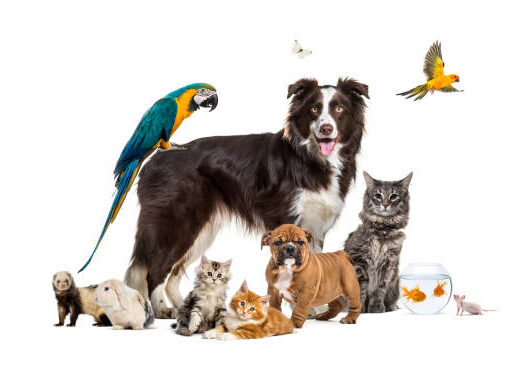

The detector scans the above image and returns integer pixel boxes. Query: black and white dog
[124,78,369,316]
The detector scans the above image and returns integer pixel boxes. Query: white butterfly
[292,40,312,59]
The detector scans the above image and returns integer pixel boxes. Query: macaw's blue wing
[78,98,178,272]
[113,98,178,180]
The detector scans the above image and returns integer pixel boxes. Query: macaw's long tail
[78,159,141,272]
[397,83,430,101]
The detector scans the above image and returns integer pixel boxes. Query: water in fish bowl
[399,263,452,315]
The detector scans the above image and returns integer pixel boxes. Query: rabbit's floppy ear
[114,282,132,309]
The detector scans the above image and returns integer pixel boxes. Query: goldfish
[401,285,427,303]
[397,41,462,101]
[433,280,447,297]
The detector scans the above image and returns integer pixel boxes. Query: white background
[1,0,521,364]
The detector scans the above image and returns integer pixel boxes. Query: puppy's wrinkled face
[286,78,369,159]
[262,224,313,268]
[53,271,73,292]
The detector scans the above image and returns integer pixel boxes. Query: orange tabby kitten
[203,280,294,340]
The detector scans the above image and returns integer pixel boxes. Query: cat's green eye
[217,274,222,278]
[207,272,212,276]
[374,193,383,200]
[390,193,399,200]
[240,302,245,307]
[249,307,255,312]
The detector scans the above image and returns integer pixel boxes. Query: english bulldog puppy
[263,224,361,328]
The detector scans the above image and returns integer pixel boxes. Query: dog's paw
[53,323,64,327]
[113,325,125,330]
[218,333,237,341]
[315,312,333,321]
[340,317,356,324]
[66,323,76,327]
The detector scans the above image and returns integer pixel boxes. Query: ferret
[52,271,111,327]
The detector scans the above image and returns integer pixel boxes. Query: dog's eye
[104,287,109,291]
[207,272,212,276]
[275,240,283,246]
[249,307,255,312]
[217,274,222,278]
[335,105,344,113]
[297,240,305,245]
[240,302,245,307]
[374,193,383,200]
[390,193,399,200]
[311,106,318,113]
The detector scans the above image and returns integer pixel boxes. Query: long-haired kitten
[344,171,412,313]
[173,256,231,336]
[203,280,294,340]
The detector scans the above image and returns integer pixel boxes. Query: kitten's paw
[176,327,193,337]
[218,333,237,341]
[188,313,202,333]
[203,329,219,339]
[368,304,385,313]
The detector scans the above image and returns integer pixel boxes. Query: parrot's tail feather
[78,159,141,272]
[397,83,429,100]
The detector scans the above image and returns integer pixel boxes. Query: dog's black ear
[261,230,272,249]
[303,229,314,244]
[287,78,318,99]
[337,77,369,99]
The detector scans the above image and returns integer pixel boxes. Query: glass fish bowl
[399,263,452,315]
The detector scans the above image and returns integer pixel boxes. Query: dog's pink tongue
[319,140,335,156]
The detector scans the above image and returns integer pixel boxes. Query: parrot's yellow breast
[170,89,197,137]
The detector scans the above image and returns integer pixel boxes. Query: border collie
[125,78,369,316]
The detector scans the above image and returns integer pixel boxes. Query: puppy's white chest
[275,266,294,303]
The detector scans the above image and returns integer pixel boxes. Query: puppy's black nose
[319,123,333,136]
[284,246,296,255]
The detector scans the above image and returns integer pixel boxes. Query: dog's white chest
[292,153,344,245]
[275,266,294,303]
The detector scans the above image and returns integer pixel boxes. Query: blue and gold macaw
[79,83,218,272]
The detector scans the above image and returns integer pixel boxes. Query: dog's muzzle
[277,243,301,266]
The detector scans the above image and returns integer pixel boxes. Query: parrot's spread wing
[113,98,178,179]
[439,86,462,93]
[423,41,445,81]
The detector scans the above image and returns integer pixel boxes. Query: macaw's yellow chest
[170,89,197,137]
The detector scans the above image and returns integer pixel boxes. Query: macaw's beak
[196,92,218,111]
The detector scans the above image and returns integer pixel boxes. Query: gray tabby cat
[344,171,412,313]
[173,256,232,336]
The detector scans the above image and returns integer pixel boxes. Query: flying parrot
[397,41,462,101]
[78,83,218,272]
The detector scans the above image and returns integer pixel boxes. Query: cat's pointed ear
[260,295,270,307]
[239,280,249,293]
[223,259,232,271]
[303,229,314,244]
[363,171,375,189]
[400,172,413,189]
[200,255,209,268]
[261,230,272,249]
